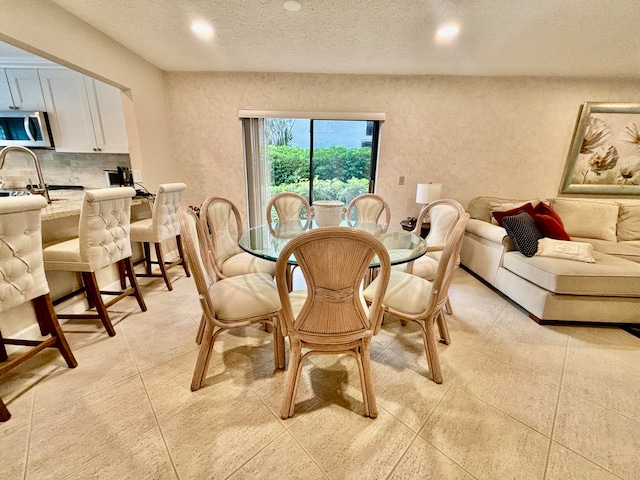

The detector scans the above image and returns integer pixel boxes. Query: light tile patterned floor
[1,268,639,479]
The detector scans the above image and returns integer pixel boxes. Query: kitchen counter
[42,190,151,220]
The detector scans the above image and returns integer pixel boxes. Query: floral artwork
[561,102,640,195]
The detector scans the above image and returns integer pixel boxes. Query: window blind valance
[238,110,385,121]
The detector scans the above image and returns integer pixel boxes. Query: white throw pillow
[551,198,618,242]
[535,238,595,263]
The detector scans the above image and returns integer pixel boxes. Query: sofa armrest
[466,218,513,248]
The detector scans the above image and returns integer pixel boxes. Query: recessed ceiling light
[436,25,459,39]
[283,1,302,12]
[191,22,214,39]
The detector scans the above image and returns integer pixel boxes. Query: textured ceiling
[13,1,640,77]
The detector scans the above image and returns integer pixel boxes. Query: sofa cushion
[572,237,640,262]
[502,250,640,296]
[502,212,544,257]
[551,198,619,242]
[467,196,539,223]
[618,204,640,241]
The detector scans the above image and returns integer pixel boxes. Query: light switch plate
[398,176,405,185]
[132,170,143,183]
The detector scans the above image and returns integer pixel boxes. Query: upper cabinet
[39,69,129,154]
[0,68,46,111]
[85,77,129,154]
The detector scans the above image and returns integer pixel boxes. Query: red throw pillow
[534,202,565,228]
[492,203,535,227]
[534,214,571,241]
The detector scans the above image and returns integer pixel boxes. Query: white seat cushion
[208,273,280,322]
[129,218,157,243]
[220,252,276,277]
[43,238,93,272]
[502,250,640,296]
[363,270,432,315]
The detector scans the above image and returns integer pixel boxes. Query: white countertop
[41,191,151,220]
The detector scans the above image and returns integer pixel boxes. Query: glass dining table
[238,220,427,267]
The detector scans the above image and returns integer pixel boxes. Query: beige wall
[0,0,177,191]
[165,72,640,225]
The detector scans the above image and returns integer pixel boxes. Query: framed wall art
[560,102,640,195]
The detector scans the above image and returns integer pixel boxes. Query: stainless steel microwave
[0,110,55,148]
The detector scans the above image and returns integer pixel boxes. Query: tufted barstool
[42,187,146,337]
[0,196,77,422]
[127,183,190,291]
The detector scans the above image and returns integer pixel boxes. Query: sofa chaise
[460,196,640,324]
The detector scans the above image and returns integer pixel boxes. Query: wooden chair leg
[436,309,451,345]
[0,329,9,362]
[143,242,153,275]
[280,340,302,419]
[0,398,10,422]
[195,314,205,344]
[118,257,127,289]
[176,235,190,277]
[123,258,147,312]
[82,271,116,336]
[32,295,77,368]
[191,321,223,391]
[360,339,377,418]
[272,318,286,370]
[445,296,453,315]
[154,242,172,291]
[422,320,443,384]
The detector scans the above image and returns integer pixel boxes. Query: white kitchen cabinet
[0,68,46,111]
[84,77,129,154]
[39,69,128,153]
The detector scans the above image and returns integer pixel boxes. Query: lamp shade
[416,183,443,204]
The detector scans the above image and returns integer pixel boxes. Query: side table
[400,218,430,238]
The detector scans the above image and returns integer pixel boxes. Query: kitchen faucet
[0,145,51,203]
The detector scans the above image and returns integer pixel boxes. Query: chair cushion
[129,218,157,243]
[502,250,640,296]
[363,270,432,315]
[220,252,276,277]
[208,273,280,322]
[43,237,94,272]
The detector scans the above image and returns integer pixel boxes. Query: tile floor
[1,268,640,479]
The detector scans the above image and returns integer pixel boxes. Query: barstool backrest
[0,196,49,312]
[151,183,187,241]
[78,187,136,270]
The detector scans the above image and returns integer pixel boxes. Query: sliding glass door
[244,116,380,226]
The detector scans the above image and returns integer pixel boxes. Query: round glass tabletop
[238,220,427,266]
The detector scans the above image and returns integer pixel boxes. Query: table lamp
[416,182,443,205]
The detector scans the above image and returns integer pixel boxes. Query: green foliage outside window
[269,145,371,185]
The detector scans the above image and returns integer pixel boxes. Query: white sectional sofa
[460,196,640,324]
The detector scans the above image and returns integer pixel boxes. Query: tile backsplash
[0,150,131,189]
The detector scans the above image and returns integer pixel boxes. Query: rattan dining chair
[275,227,391,419]
[178,206,285,391]
[345,193,391,231]
[196,196,277,343]
[267,192,312,292]
[400,199,466,316]
[266,192,311,224]
[363,212,469,384]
